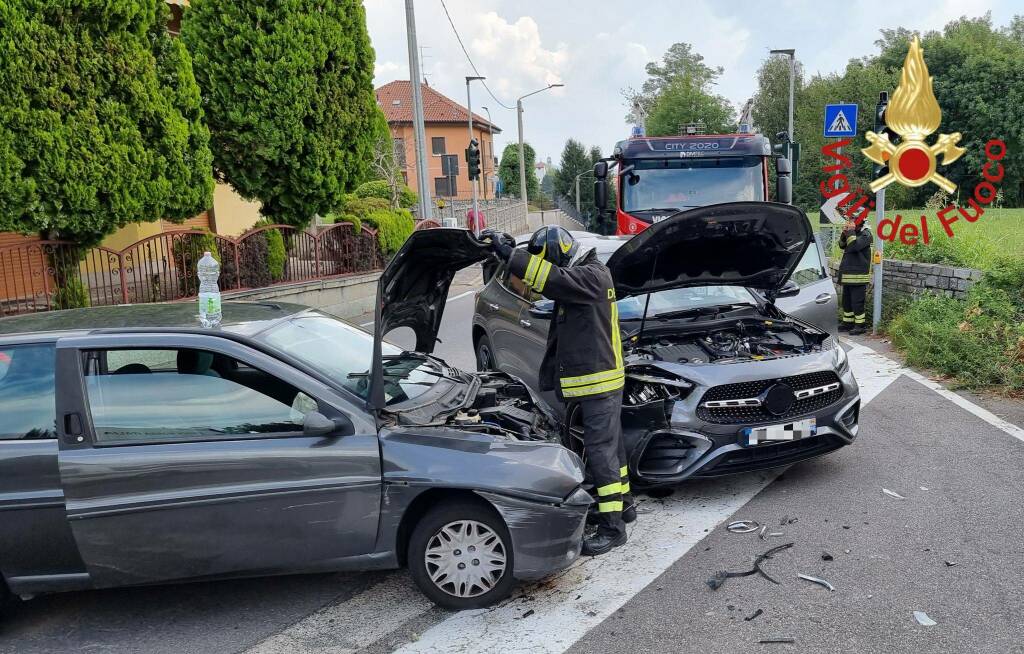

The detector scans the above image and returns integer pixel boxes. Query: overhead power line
[438,0,515,110]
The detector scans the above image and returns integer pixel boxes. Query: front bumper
[477,490,589,581]
[626,367,860,488]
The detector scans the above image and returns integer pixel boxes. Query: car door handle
[519,319,532,328]
[63,413,85,443]
[487,303,500,311]
[814,293,832,304]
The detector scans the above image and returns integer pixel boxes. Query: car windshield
[621,156,764,212]
[616,286,757,320]
[259,313,439,405]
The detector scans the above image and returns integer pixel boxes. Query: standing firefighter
[838,218,873,335]
[481,226,634,556]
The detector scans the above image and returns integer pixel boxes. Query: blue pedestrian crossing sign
[823,103,858,137]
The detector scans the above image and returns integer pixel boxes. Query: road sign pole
[872,188,885,334]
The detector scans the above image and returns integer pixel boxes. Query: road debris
[520,609,535,619]
[759,525,769,541]
[727,520,760,534]
[944,560,958,567]
[759,638,796,644]
[821,552,834,561]
[882,488,906,499]
[744,609,764,622]
[706,542,794,590]
[913,611,937,626]
[768,532,785,538]
[797,573,835,592]
[780,515,788,525]
[920,486,929,491]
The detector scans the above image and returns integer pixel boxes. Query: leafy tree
[752,55,805,142]
[0,0,213,247]
[554,139,591,201]
[646,78,734,136]
[182,0,384,227]
[498,142,538,200]
[624,42,724,125]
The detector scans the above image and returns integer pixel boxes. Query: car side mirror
[528,299,555,318]
[777,279,800,298]
[303,410,352,437]
[593,161,609,214]
[776,157,792,204]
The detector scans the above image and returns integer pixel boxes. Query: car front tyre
[408,500,515,609]
[475,333,495,372]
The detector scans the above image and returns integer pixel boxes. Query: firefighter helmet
[526,226,580,268]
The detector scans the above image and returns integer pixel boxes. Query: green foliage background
[182,0,383,227]
[498,142,538,200]
[362,208,414,256]
[0,0,213,246]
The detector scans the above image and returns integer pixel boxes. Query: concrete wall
[223,272,381,320]
[829,259,983,300]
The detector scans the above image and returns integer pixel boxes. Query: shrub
[362,208,414,255]
[171,230,220,296]
[340,194,390,219]
[52,277,89,310]
[254,219,286,282]
[399,186,417,209]
[353,180,417,209]
[323,213,362,231]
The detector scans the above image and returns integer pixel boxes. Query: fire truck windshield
[621,155,764,212]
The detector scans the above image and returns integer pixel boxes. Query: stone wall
[828,259,983,300]
[224,271,381,320]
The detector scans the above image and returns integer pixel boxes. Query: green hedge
[362,208,414,255]
[341,194,390,219]
[354,180,417,208]
[254,219,286,281]
[323,213,362,231]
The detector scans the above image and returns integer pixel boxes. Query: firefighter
[480,226,634,556]
[837,217,873,335]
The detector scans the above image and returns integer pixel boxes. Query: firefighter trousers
[578,393,629,538]
[841,284,867,326]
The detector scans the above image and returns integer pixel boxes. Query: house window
[434,176,457,197]
[441,154,459,177]
[392,138,406,168]
[431,137,446,155]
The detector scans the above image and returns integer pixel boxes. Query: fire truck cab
[595,132,792,235]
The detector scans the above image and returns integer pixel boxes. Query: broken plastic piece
[913,611,937,626]
[744,608,764,622]
[944,561,957,567]
[797,573,835,592]
[882,488,905,499]
[768,532,784,538]
[821,552,834,561]
[760,638,796,644]
[759,525,768,541]
[727,520,760,534]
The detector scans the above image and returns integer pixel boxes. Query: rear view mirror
[777,279,800,298]
[593,161,609,213]
[528,299,555,318]
[303,410,352,437]
[776,157,792,204]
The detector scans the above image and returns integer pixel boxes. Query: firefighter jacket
[507,248,623,400]
[838,226,873,285]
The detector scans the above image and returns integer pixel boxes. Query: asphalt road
[1,271,1022,654]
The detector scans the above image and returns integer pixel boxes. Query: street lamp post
[769,48,796,142]
[516,83,564,209]
[481,106,492,200]
[465,76,485,233]
[404,0,432,220]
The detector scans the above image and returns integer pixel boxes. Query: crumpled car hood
[606,201,812,298]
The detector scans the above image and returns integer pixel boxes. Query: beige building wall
[392,123,497,202]
[212,183,263,236]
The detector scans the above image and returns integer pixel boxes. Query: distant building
[376,81,501,201]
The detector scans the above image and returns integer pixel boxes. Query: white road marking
[395,341,910,654]
[359,290,476,327]
[244,573,431,654]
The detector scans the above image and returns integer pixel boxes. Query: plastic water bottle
[197,251,222,328]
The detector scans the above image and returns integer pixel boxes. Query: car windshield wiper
[649,303,756,321]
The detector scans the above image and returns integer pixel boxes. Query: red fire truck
[594,132,793,235]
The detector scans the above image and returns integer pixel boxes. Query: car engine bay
[628,318,829,365]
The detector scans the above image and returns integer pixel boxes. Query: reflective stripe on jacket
[838,227,873,285]
[508,249,623,400]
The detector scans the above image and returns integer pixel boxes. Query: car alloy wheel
[424,519,507,599]
[475,335,495,371]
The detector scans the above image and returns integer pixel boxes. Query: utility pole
[404,0,432,221]
[481,106,492,200]
[516,83,564,209]
[466,76,484,233]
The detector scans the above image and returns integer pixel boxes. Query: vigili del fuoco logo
[820,36,1008,246]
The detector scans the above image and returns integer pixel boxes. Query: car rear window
[0,343,57,440]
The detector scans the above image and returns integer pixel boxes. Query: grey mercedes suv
[472,202,861,488]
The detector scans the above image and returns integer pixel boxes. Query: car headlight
[835,343,849,372]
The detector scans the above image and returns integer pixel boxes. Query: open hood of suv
[371,228,488,408]
[606,202,812,298]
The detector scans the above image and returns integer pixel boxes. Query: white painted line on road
[359,290,476,327]
[844,339,1024,444]
[392,341,908,654]
[244,573,432,654]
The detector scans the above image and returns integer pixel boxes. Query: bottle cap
[203,251,211,257]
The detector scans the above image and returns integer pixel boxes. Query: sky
[365,0,1019,166]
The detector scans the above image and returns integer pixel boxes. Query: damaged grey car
[0,272,588,612]
[473,202,861,488]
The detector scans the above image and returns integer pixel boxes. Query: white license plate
[742,417,816,446]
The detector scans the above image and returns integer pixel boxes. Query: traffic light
[466,138,481,181]
[872,91,892,177]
